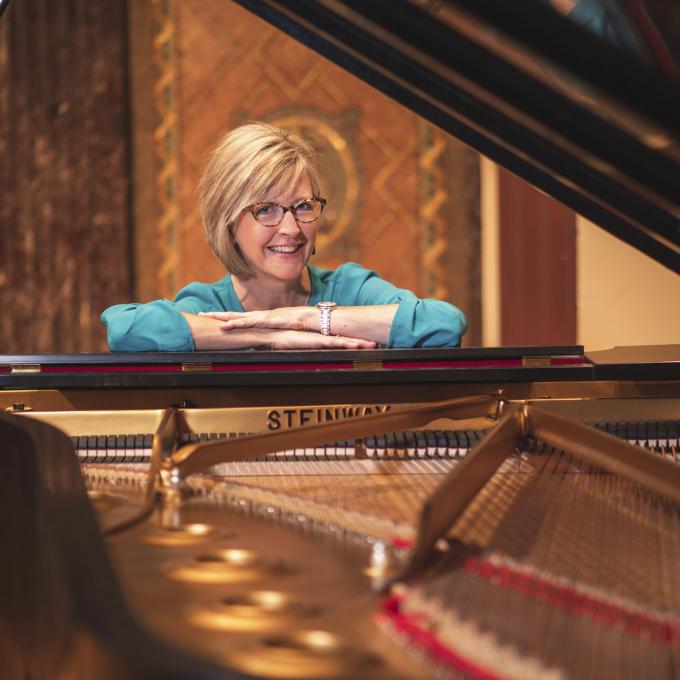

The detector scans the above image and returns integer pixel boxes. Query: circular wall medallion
[268,112,360,253]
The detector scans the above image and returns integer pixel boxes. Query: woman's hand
[200,304,398,346]
[266,330,376,350]
[199,308,311,331]
[183,313,375,350]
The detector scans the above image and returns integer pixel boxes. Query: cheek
[303,224,317,242]
[230,217,260,253]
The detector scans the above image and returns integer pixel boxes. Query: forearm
[301,305,398,345]
[184,312,377,350]
[183,313,273,349]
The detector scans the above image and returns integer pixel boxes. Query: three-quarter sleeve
[101,278,234,352]
[101,300,195,352]
[326,263,467,348]
[387,295,467,348]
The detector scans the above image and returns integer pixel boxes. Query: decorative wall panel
[135,0,481,344]
[0,0,130,353]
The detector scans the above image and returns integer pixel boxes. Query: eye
[253,203,279,218]
[294,200,314,214]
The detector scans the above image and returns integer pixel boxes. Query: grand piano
[2,2,680,679]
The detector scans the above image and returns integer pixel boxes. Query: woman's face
[231,176,317,283]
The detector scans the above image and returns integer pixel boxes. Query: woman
[102,123,467,351]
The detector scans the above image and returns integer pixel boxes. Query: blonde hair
[199,122,322,279]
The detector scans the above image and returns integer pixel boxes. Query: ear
[228,221,238,243]
[227,221,242,254]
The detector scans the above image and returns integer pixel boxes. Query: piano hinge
[181,363,213,372]
[522,356,552,367]
[5,402,32,413]
[10,364,42,374]
[352,360,383,370]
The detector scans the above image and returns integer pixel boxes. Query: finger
[219,319,258,330]
[198,311,244,320]
[330,336,377,349]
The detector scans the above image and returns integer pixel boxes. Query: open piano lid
[233,0,680,274]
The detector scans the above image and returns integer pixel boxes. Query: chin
[263,262,307,281]
[273,254,309,269]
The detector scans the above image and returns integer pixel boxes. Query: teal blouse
[101,262,467,351]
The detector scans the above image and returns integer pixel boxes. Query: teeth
[269,245,300,253]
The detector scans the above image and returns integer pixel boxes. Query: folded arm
[183,313,376,350]
[200,294,467,348]
[200,305,398,346]
[102,300,375,351]
[101,264,467,351]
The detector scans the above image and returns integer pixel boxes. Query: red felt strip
[40,364,183,373]
[384,357,585,369]
[377,596,506,680]
[463,556,680,648]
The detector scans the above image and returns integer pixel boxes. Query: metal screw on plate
[5,402,31,412]
[174,399,194,408]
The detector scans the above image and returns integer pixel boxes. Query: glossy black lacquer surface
[0,346,593,389]
[234,0,680,273]
[0,413,243,679]
[2,345,679,389]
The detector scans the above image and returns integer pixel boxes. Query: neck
[233,268,311,311]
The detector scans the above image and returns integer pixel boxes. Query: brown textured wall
[0,1,131,353]
[499,167,576,345]
[130,0,481,345]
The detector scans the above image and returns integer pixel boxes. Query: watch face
[317,301,336,310]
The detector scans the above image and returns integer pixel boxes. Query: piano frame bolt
[159,462,184,496]
[6,402,31,412]
[493,389,507,418]
[520,404,531,439]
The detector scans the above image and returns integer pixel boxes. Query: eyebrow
[256,196,315,206]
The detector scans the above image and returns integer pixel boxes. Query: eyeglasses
[244,197,326,227]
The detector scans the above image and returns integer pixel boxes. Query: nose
[276,209,303,235]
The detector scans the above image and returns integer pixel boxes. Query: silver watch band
[319,307,332,335]
[317,302,336,336]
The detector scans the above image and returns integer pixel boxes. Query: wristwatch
[316,301,337,336]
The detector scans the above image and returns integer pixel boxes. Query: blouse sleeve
[100,281,227,352]
[332,263,468,348]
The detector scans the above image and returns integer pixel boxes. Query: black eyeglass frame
[244,197,327,227]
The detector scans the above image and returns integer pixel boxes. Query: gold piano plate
[224,629,383,679]
[181,363,213,372]
[9,363,42,374]
[521,355,552,367]
[164,549,295,585]
[187,590,321,633]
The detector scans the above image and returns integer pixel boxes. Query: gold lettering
[267,410,281,430]
[265,404,392,429]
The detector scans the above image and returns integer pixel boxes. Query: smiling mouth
[267,244,304,254]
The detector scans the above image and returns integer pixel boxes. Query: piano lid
[233,0,680,274]
[0,346,593,389]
